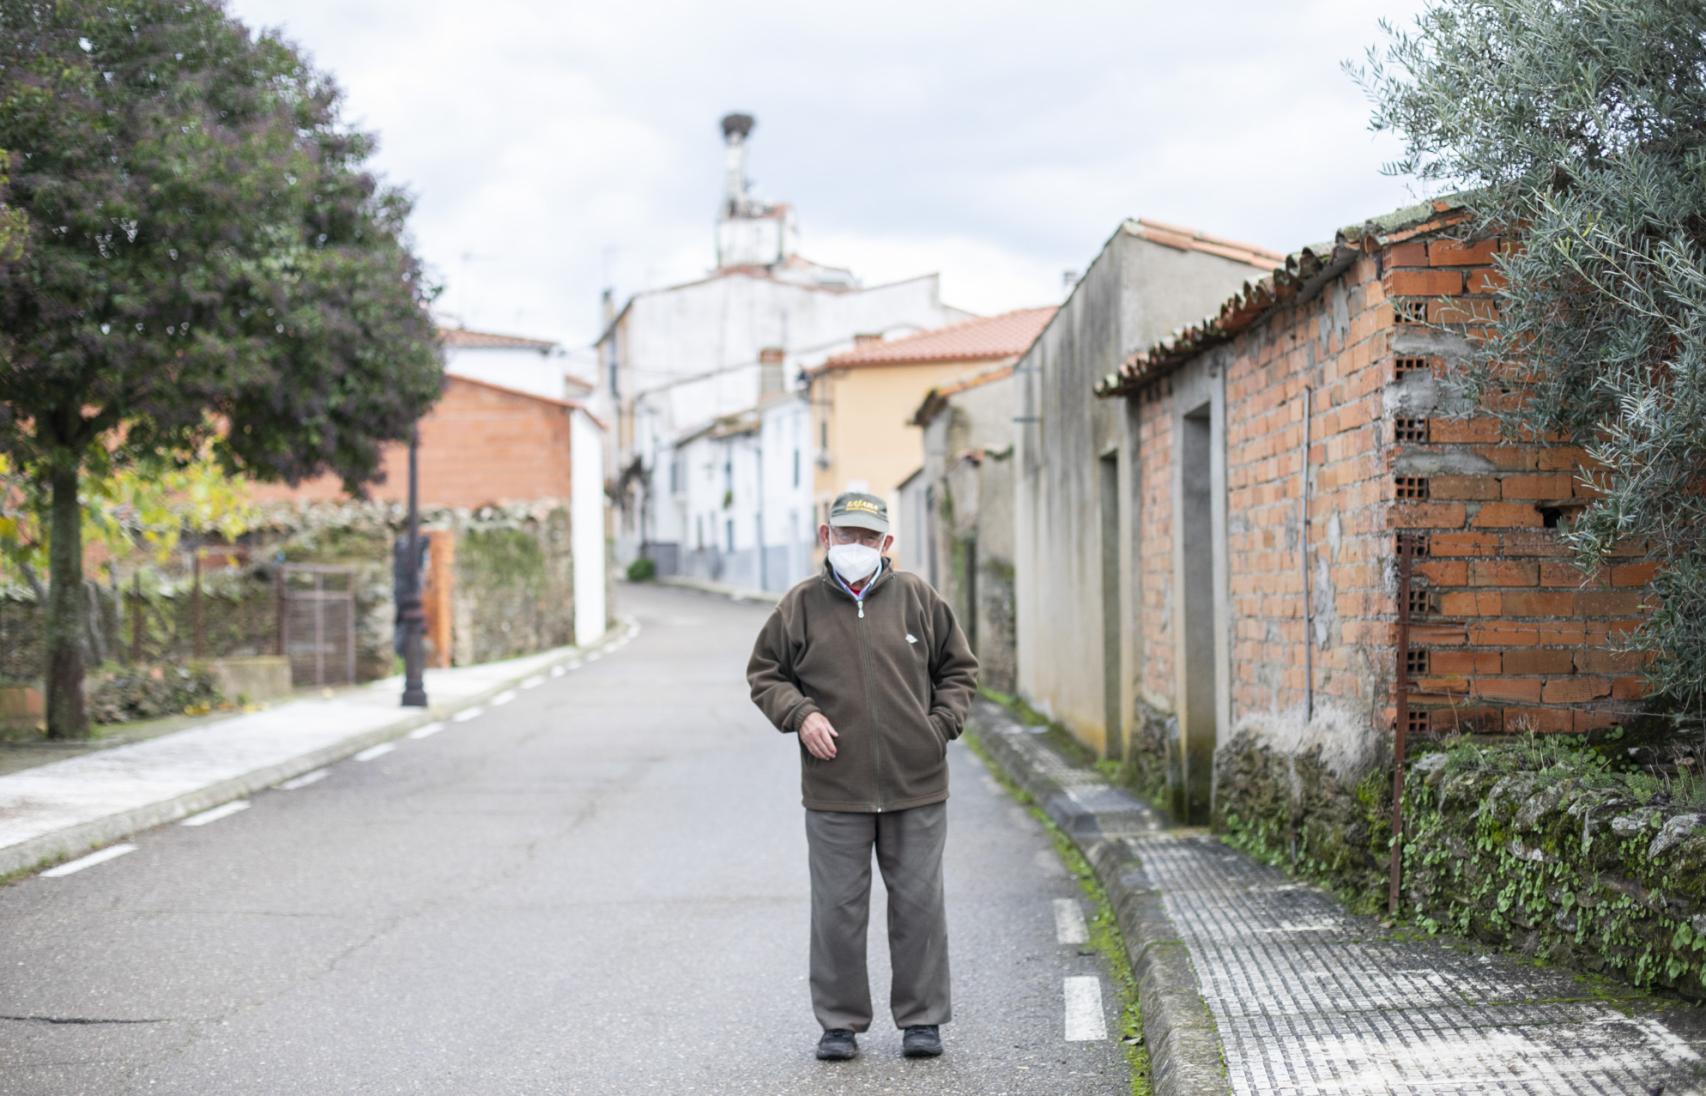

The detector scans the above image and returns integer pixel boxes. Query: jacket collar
[820,556,892,601]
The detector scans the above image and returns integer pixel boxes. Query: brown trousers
[804,802,951,1032]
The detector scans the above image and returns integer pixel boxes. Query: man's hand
[799,712,839,760]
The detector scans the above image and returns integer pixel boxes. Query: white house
[595,113,971,591]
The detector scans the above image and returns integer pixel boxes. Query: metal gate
[280,564,357,687]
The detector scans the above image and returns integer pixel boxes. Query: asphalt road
[0,583,1129,1095]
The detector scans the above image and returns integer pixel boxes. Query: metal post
[1389,531,1415,917]
[1300,387,1313,722]
[131,572,143,664]
[191,549,204,661]
[401,426,428,707]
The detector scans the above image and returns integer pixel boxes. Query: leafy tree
[0,149,23,261]
[1356,0,1706,729]
[0,0,443,737]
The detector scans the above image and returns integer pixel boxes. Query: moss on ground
[963,730,1153,1096]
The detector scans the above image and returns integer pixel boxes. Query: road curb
[967,700,1231,1096]
[0,618,637,884]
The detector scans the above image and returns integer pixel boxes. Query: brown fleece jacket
[747,560,979,812]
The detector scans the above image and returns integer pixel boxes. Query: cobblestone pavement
[1132,832,1706,1095]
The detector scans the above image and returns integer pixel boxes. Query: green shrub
[86,664,223,725]
[626,557,657,582]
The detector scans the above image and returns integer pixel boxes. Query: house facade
[906,364,1023,692]
[595,115,971,592]
[1012,220,1286,762]
[807,307,1054,572]
[1091,201,1655,823]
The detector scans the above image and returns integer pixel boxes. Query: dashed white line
[41,844,136,877]
[490,689,517,706]
[181,800,251,827]
[519,675,545,690]
[1063,976,1108,1042]
[279,768,329,789]
[452,706,484,723]
[407,721,446,740]
[353,742,397,762]
[1054,898,1089,945]
[549,665,567,677]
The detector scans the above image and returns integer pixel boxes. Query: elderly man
[746,490,979,1062]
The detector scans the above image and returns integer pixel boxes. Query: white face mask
[827,542,882,585]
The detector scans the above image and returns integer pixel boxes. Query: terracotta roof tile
[1098,201,1466,398]
[816,307,1056,371]
[1129,219,1287,270]
[438,326,558,351]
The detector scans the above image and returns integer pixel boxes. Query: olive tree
[1355,0,1706,728]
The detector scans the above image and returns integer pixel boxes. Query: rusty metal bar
[1389,530,1414,917]
[191,549,204,661]
[130,572,143,665]
[1300,386,1313,722]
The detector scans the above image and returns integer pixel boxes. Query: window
[792,448,800,487]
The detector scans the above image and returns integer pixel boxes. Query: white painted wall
[605,268,971,590]
[570,409,607,646]
[444,345,588,403]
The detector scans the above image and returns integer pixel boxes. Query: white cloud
[225,0,1433,344]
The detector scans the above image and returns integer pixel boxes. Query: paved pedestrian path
[0,641,609,880]
[972,703,1706,1096]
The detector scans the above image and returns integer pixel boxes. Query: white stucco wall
[570,409,607,646]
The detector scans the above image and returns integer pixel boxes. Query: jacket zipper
[846,567,886,811]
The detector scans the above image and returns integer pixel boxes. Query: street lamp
[401,425,428,707]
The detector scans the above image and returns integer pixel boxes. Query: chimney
[720,113,755,217]
[759,346,785,397]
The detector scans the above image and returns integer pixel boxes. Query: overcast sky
[223,0,1433,348]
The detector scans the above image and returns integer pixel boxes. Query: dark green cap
[828,490,889,534]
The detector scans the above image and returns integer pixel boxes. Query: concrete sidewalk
[969,699,1706,1096]
[0,625,635,882]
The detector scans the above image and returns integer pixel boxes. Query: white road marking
[585,653,602,663]
[1054,898,1089,945]
[519,675,545,689]
[452,706,484,723]
[42,843,136,877]
[1064,976,1108,1042]
[490,689,517,706]
[180,800,250,827]
[407,721,446,740]
[549,665,567,677]
[353,742,396,762]
[279,768,329,789]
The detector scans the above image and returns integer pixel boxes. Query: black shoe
[902,1024,943,1058]
[816,1028,858,1061]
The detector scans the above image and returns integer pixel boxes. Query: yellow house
[805,307,1055,570]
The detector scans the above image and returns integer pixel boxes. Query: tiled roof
[1128,219,1286,270]
[815,307,1056,371]
[438,326,558,351]
[1097,200,1466,398]
[911,363,1017,426]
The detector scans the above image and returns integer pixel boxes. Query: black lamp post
[401,425,428,707]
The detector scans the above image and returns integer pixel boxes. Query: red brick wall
[1135,390,1173,701]
[1127,225,1654,754]
[251,377,574,509]
[1384,235,1652,734]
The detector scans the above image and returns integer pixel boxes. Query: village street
[0,583,1127,1096]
